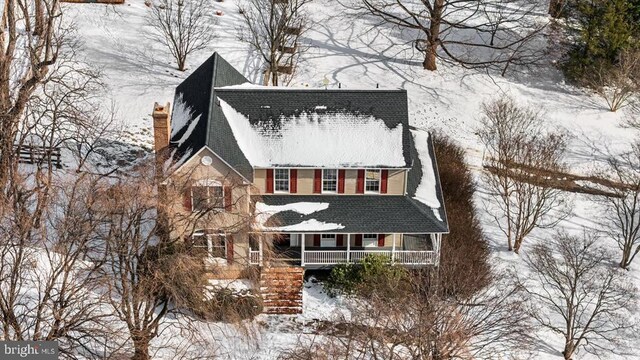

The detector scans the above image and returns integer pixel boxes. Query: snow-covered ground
[63,0,640,358]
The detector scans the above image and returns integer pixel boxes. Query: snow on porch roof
[256,195,448,233]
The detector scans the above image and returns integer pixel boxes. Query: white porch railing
[303,250,349,265]
[249,250,261,265]
[303,250,437,266]
[248,249,437,266]
[392,251,437,265]
[350,250,392,263]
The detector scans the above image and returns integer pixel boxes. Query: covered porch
[250,232,441,267]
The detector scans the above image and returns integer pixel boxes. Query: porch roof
[257,195,448,234]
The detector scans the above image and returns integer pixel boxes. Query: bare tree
[478,97,569,253]
[283,270,532,360]
[587,49,640,112]
[520,231,638,359]
[0,15,130,355]
[0,173,117,358]
[16,48,118,175]
[0,0,66,191]
[148,0,216,71]
[341,0,546,72]
[94,162,256,360]
[601,143,640,269]
[238,0,310,86]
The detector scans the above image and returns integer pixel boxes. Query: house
[152,53,449,274]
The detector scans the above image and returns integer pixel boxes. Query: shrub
[138,241,209,307]
[200,289,263,322]
[433,134,490,298]
[325,254,409,298]
[325,262,361,297]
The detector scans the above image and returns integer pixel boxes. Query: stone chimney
[152,102,171,154]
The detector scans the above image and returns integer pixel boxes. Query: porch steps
[259,266,304,314]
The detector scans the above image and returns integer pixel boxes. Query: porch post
[301,233,306,266]
[392,233,396,264]
[259,235,264,266]
[436,233,442,266]
[346,233,351,263]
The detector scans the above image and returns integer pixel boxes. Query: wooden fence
[15,144,62,169]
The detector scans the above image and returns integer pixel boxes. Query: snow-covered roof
[167,53,414,181]
[255,202,345,231]
[219,98,405,168]
[410,130,443,221]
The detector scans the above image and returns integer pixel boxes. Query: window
[274,169,290,193]
[403,234,434,250]
[363,234,378,248]
[192,230,227,258]
[277,233,300,247]
[290,234,301,247]
[192,180,224,212]
[322,169,338,193]
[321,234,336,247]
[365,170,380,193]
[192,232,209,256]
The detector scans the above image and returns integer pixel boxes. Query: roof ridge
[203,53,219,146]
[215,88,406,93]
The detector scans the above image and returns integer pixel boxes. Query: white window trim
[365,169,381,194]
[363,233,379,248]
[192,231,228,259]
[191,182,225,212]
[274,168,290,194]
[322,169,338,194]
[194,179,222,187]
[321,234,336,247]
[289,234,301,247]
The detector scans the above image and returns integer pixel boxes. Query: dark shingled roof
[214,88,412,169]
[406,129,448,227]
[170,53,253,180]
[169,53,413,180]
[259,195,448,233]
